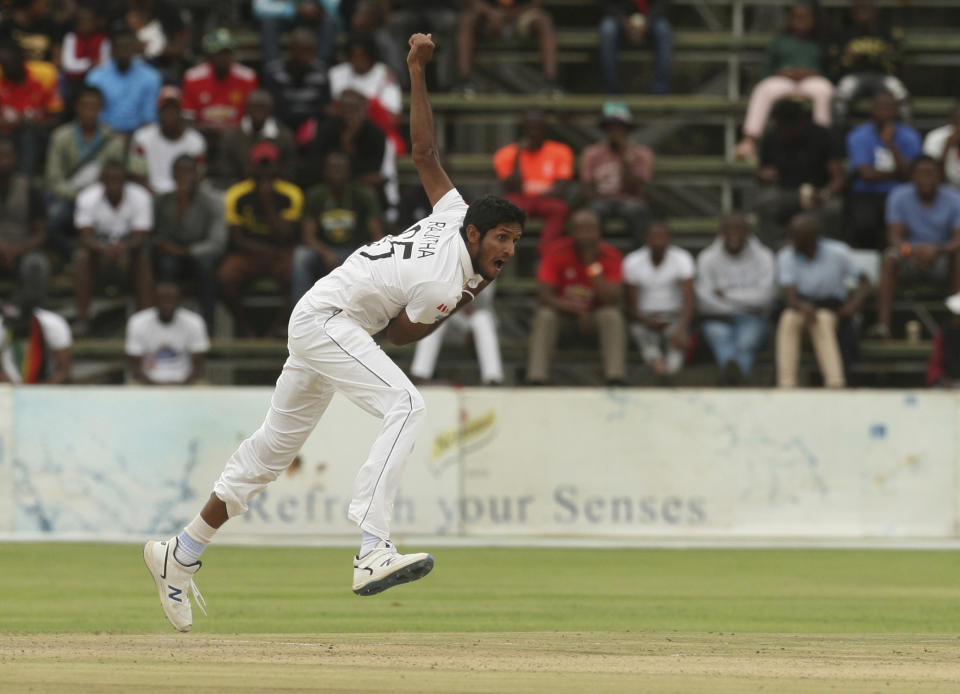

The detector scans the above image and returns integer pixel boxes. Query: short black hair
[172,153,198,172]
[344,33,378,62]
[461,195,526,240]
[772,98,807,125]
[75,84,104,104]
[101,158,126,175]
[913,154,940,171]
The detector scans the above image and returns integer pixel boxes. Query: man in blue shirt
[776,213,871,387]
[85,30,161,135]
[846,89,921,249]
[870,155,960,338]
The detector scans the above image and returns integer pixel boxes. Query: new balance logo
[436,304,449,313]
[168,585,183,603]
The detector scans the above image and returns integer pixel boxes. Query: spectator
[493,110,573,254]
[126,282,210,385]
[526,208,627,385]
[580,101,653,247]
[328,32,403,216]
[870,156,960,339]
[828,0,908,126]
[59,5,110,113]
[45,85,125,259]
[923,103,960,191]
[85,29,161,135]
[0,296,71,384]
[599,0,672,95]
[846,89,921,249]
[0,39,62,175]
[181,29,258,139]
[299,89,385,191]
[410,282,504,386]
[261,27,331,136]
[330,33,404,154]
[129,86,206,195]
[350,1,405,88]
[73,160,154,335]
[776,212,870,388]
[380,0,459,89]
[0,0,63,62]
[293,152,383,301]
[253,0,337,67]
[153,154,226,333]
[0,138,50,299]
[926,292,960,388]
[754,99,844,247]
[734,1,833,162]
[215,90,297,188]
[456,0,559,94]
[696,213,776,384]
[623,220,695,377]
[220,141,303,337]
[139,2,192,86]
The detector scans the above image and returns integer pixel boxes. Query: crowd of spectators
[0,0,957,389]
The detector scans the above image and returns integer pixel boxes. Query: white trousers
[213,305,426,539]
[410,283,503,384]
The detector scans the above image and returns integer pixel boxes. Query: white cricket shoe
[143,537,207,632]
[352,540,434,596]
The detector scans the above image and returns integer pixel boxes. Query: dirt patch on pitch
[3,632,960,693]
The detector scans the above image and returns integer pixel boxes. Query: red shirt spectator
[527,208,627,384]
[537,235,623,309]
[494,139,573,196]
[0,59,62,131]
[493,111,573,253]
[181,61,258,130]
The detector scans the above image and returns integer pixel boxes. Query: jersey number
[359,224,421,261]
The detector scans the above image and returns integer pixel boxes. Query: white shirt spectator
[328,62,402,116]
[60,34,111,79]
[130,124,206,194]
[623,246,696,314]
[125,307,210,384]
[74,181,153,243]
[328,61,402,212]
[0,309,72,383]
[923,125,960,189]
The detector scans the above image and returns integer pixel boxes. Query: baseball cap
[599,101,636,128]
[203,28,236,54]
[946,292,960,315]
[157,85,182,107]
[250,140,280,164]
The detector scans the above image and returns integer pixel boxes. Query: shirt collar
[457,233,483,288]
[241,116,279,138]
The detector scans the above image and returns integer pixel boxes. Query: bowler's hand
[407,33,435,69]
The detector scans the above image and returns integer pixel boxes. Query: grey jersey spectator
[696,214,776,383]
[153,155,227,333]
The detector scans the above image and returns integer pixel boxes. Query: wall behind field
[1,387,956,543]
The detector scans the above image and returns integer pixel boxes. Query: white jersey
[303,188,482,333]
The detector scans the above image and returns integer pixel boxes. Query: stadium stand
[3,0,960,387]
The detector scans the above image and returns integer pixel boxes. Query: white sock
[360,531,384,557]
[174,515,218,566]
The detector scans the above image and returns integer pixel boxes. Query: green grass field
[2,543,960,692]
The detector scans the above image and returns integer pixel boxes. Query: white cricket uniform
[213,189,481,539]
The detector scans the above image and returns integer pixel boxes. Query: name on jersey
[416,221,446,258]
